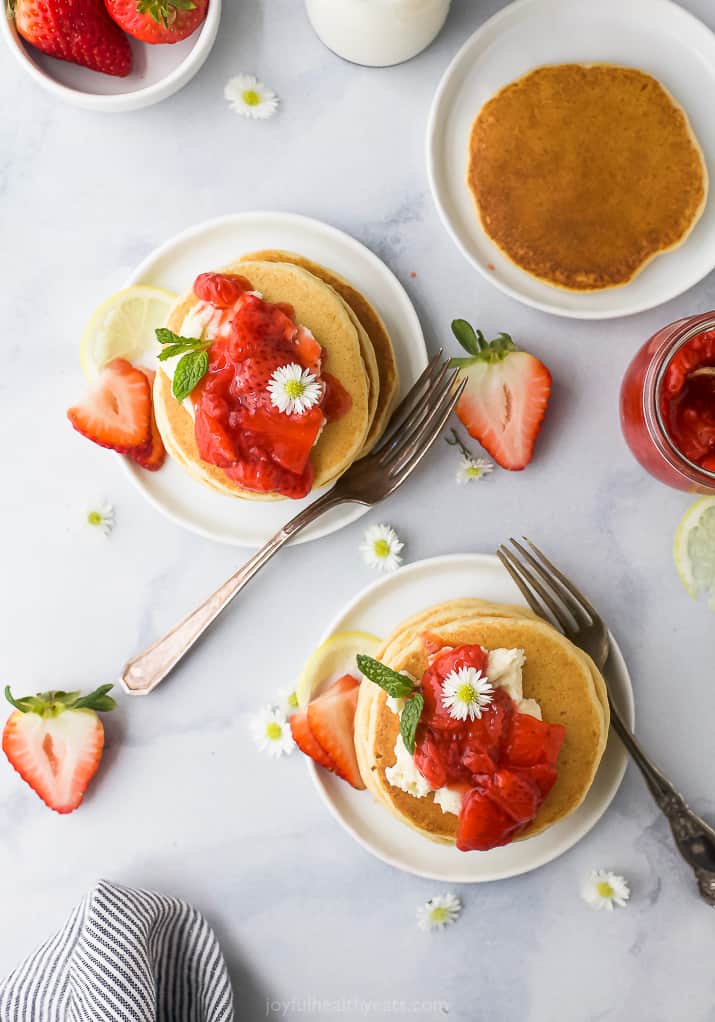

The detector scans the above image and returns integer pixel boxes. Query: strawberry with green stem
[2,684,116,814]
[449,320,552,471]
[104,0,209,44]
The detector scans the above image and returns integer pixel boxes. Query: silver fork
[121,353,465,696]
[497,537,715,906]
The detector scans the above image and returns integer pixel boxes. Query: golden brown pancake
[467,63,708,290]
[355,603,609,847]
[242,250,399,452]
[154,260,371,501]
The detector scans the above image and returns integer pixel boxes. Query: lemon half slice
[80,286,177,380]
[674,497,715,609]
[296,630,381,706]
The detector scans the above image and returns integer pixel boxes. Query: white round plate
[1,0,220,113]
[427,0,715,319]
[122,212,427,546]
[308,554,634,882]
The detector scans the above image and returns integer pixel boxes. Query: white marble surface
[1,1,715,1019]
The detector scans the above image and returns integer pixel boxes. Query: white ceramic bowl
[1,0,221,112]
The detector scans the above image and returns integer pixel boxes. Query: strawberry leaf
[451,319,481,356]
[400,692,425,754]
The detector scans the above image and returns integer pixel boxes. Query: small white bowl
[1,0,221,112]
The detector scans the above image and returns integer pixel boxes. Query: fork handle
[608,694,715,906]
[120,491,346,696]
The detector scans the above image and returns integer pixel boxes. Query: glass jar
[305,0,451,68]
[620,311,715,493]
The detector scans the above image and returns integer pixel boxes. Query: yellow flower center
[265,721,283,741]
[285,379,305,399]
[596,881,614,898]
[288,691,299,709]
[430,906,449,923]
[374,538,391,559]
[87,511,102,526]
[466,466,481,478]
[457,682,476,704]
[242,89,261,107]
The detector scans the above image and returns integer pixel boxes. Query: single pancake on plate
[154,259,371,501]
[467,63,708,291]
[242,250,400,453]
[355,602,608,847]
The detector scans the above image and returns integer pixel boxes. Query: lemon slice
[674,497,715,609]
[80,286,177,380]
[296,630,381,706]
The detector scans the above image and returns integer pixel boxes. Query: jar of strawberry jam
[620,312,715,493]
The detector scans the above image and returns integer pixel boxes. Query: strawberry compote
[412,643,566,851]
[621,313,715,493]
[189,273,352,498]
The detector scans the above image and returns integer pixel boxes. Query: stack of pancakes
[153,251,399,500]
[467,63,708,291]
[355,599,609,847]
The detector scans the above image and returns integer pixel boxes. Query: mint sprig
[155,328,211,403]
[356,654,425,753]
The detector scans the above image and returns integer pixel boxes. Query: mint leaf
[356,654,415,698]
[400,692,424,754]
[173,350,208,403]
[158,342,201,361]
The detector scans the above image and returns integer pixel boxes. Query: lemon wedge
[296,630,381,706]
[80,286,177,380]
[674,496,715,609]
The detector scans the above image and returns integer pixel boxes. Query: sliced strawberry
[241,405,325,476]
[67,358,151,453]
[2,684,115,814]
[127,370,166,471]
[193,272,253,308]
[457,788,518,851]
[294,326,323,376]
[290,711,335,771]
[322,674,360,696]
[487,768,540,825]
[450,323,552,471]
[523,762,559,798]
[504,713,565,768]
[223,457,314,500]
[307,685,365,790]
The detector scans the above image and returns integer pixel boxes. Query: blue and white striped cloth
[0,880,234,1022]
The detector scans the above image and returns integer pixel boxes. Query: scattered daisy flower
[416,893,462,932]
[276,687,300,718]
[447,428,494,485]
[441,666,494,721]
[86,501,115,537]
[360,523,404,574]
[225,74,279,120]
[268,363,322,415]
[581,870,630,911]
[456,453,494,485]
[250,706,295,758]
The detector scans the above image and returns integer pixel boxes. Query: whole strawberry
[12,0,133,77]
[2,684,116,814]
[105,0,209,44]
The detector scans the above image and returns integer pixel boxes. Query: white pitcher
[305,0,451,67]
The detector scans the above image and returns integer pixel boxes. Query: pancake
[355,603,609,847]
[154,260,371,501]
[242,250,399,452]
[467,63,708,291]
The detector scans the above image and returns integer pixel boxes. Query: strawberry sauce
[660,328,715,474]
[189,273,352,498]
[412,643,565,851]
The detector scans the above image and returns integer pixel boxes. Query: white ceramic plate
[308,553,634,882]
[122,212,427,546]
[427,0,715,319]
[1,0,220,112]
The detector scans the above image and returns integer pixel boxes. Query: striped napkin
[0,880,234,1021]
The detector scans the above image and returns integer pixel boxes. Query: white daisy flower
[456,453,494,485]
[581,870,630,911]
[416,893,462,932]
[276,687,300,718]
[86,501,115,537]
[225,74,279,120]
[268,363,322,415]
[250,706,295,758]
[360,523,404,574]
[441,666,494,721]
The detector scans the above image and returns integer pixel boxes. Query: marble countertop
[2,1,715,1018]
